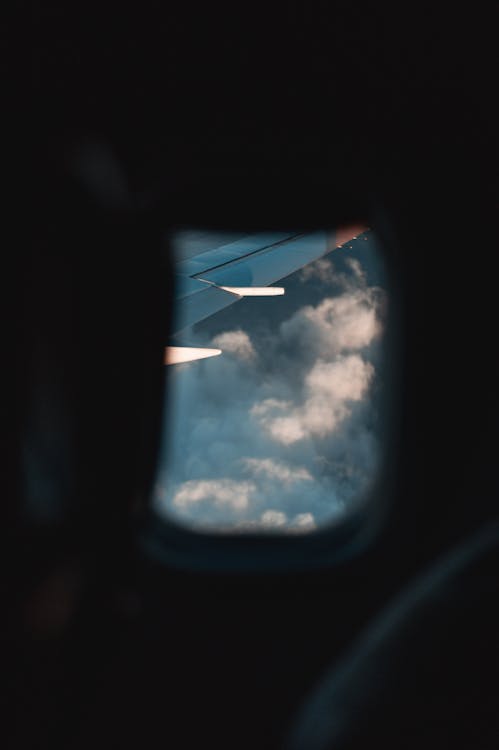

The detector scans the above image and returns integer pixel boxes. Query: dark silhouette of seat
[289,522,499,749]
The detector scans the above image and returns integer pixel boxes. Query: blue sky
[154,231,387,533]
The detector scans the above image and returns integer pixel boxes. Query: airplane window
[153,228,388,534]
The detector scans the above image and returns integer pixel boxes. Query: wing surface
[171,227,365,337]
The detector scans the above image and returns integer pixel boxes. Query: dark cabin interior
[10,7,498,749]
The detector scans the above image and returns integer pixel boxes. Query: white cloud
[299,255,367,288]
[299,257,337,285]
[232,509,318,532]
[253,355,374,444]
[305,355,372,400]
[346,257,366,282]
[256,412,307,445]
[289,512,317,531]
[280,288,382,360]
[260,509,288,527]
[212,329,256,362]
[241,457,313,484]
[172,479,256,511]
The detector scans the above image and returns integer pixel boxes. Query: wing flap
[171,226,367,336]
[165,346,222,365]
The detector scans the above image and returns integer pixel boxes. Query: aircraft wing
[166,226,366,364]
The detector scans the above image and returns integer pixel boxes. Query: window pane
[153,228,388,533]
